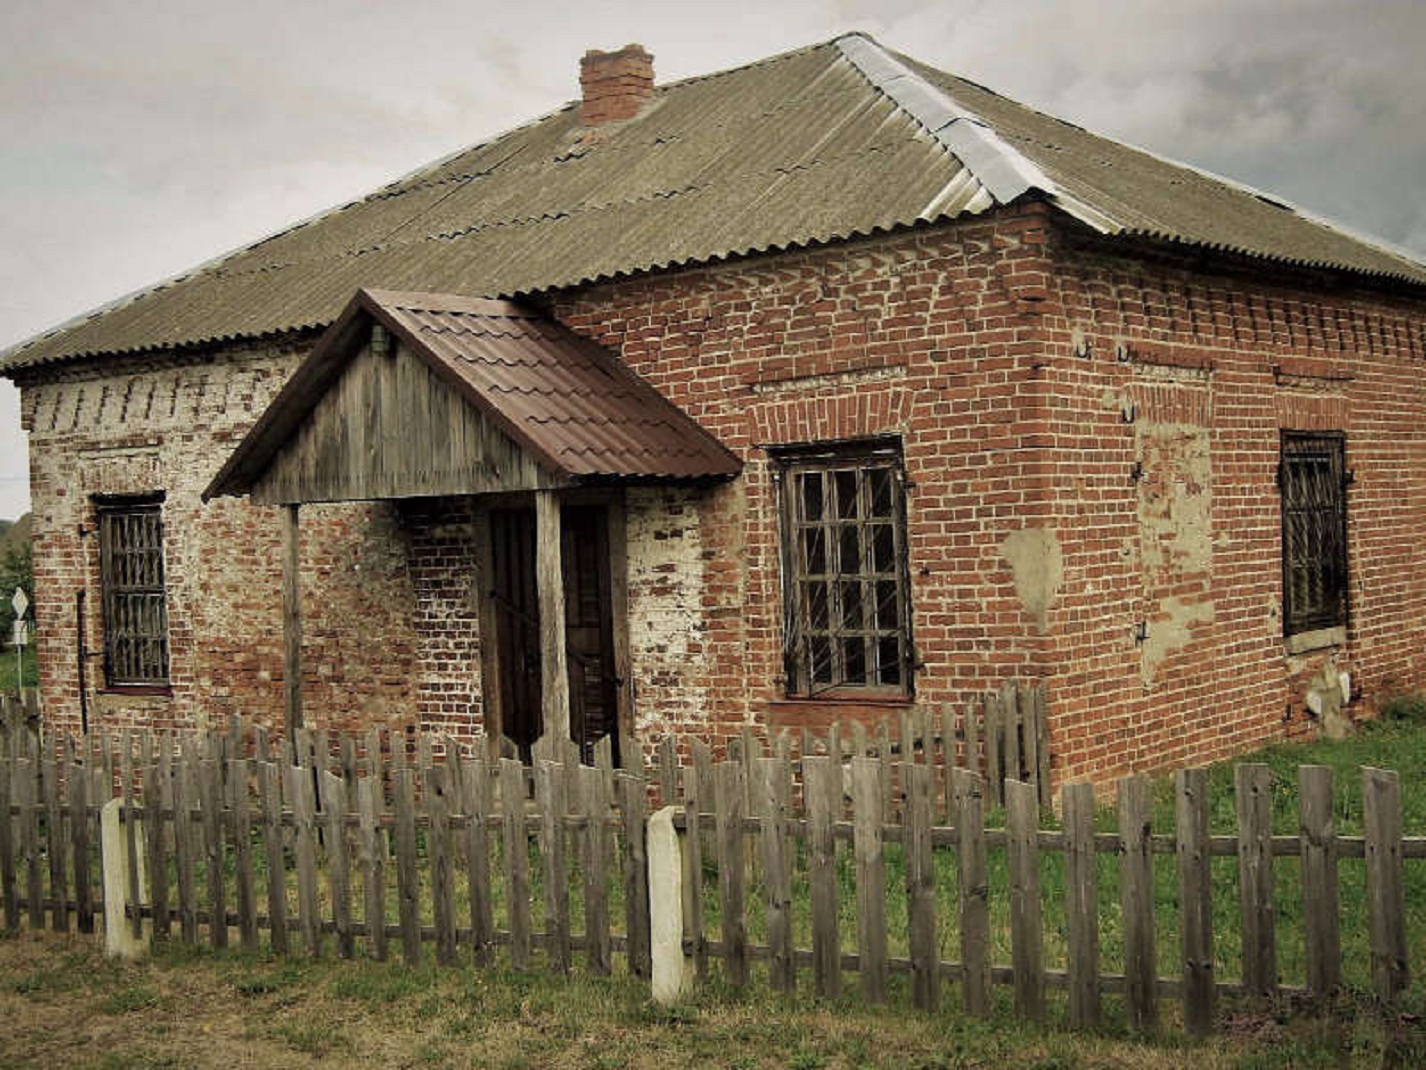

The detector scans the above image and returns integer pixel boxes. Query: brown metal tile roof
[9,34,1426,373]
[204,288,740,500]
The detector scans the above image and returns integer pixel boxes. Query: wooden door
[491,508,542,762]
[561,506,619,764]
[489,504,618,763]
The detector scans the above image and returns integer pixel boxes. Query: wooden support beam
[536,490,569,756]
[607,491,635,771]
[282,503,304,735]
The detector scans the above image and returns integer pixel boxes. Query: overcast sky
[2,0,1424,521]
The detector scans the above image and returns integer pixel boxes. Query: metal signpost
[11,587,28,687]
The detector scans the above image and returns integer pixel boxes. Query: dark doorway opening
[489,504,619,764]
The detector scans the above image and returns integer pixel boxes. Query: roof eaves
[1115,227,1426,290]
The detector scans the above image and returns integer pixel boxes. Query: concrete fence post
[100,798,148,958]
[648,804,691,1003]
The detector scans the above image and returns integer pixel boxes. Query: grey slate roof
[204,289,741,500]
[7,33,1425,372]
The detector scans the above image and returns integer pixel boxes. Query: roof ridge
[895,50,1426,279]
[835,35,1119,234]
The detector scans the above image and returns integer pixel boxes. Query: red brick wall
[552,202,1426,784]
[1039,227,1426,784]
[552,203,1064,758]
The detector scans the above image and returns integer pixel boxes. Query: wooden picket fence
[0,712,1420,1038]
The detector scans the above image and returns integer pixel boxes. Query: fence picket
[940,705,957,822]
[228,759,257,951]
[805,755,841,999]
[122,740,141,939]
[952,767,989,1017]
[428,764,456,967]
[852,755,887,1004]
[907,762,939,1011]
[173,753,198,945]
[1119,774,1157,1033]
[716,760,748,988]
[757,753,794,993]
[620,772,651,979]
[0,758,15,929]
[1298,765,1339,997]
[259,761,287,955]
[16,758,40,930]
[394,766,421,966]
[465,755,494,968]
[358,776,388,961]
[44,755,67,932]
[323,771,354,959]
[657,735,677,808]
[201,758,228,948]
[1177,768,1214,1035]
[1063,781,1099,1029]
[1004,686,1022,789]
[1235,764,1276,999]
[288,762,321,957]
[984,696,1002,808]
[149,742,172,941]
[1006,778,1044,1020]
[680,748,706,981]
[500,759,531,971]
[579,765,611,976]
[1020,686,1041,805]
[69,751,94,935]
[1364,767,1408,1002]
[537,761,570,974]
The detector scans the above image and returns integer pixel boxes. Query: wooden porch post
[282,503,304,735]
[535,490,570,758]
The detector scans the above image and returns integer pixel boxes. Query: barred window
[775,440,913,698]
[97,495,170,687]
[1279,432,1348,637]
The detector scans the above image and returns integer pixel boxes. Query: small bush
[1380,692,1426,724]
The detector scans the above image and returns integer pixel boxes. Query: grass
[0,647,37,691]
[4,927,1420,1068]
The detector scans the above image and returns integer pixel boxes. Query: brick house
[5,35,1426,785]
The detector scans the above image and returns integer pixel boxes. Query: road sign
[11,587,27,619]
[11,620,26,647]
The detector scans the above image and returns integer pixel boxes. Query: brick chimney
[579,44,654,126]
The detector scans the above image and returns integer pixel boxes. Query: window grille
[97,495,170,686]
[1279,432,1348,636]
[775,440,913,698]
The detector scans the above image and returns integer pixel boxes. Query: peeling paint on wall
[1133,389,1215,685]
[625,486,709,736]
[1000,527,1062,632]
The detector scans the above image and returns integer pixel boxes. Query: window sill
[97,685,173,699]
[767,696,914,731]
[1284,626,1346,656]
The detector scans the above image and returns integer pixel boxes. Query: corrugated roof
[203,289,740,500]
[8,33,1425,372]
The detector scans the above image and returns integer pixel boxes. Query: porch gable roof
[203,288,740,504]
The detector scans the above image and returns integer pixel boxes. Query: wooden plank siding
[252,339,562,505]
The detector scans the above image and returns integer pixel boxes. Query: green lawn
[0,644,37,691]
[2,927,1421,1069]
